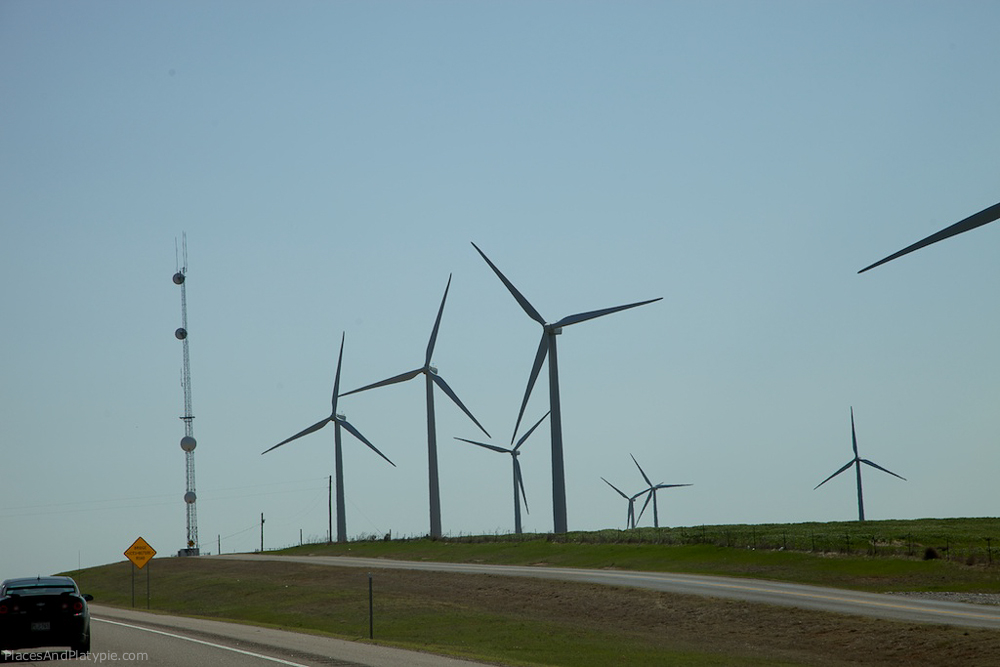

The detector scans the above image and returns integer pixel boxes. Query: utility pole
[260,513,265,553]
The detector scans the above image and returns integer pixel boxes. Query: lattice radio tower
[174,233,200,556]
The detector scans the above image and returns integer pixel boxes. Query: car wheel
[72,633,91,655]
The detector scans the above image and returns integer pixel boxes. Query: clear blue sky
[2,1,998,578]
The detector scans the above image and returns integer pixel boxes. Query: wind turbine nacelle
[428,366,439,375]
[184,491,197,504]
[336,413,346,421]
[175,327,188,340]
[180,436,197,452]
[173,272,185,285]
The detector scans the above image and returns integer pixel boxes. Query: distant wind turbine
[472,242,662,534]
[262,333,394,543]
[340,274,489,539]
[630,454,692,528]
[601,477,644,530]
[859,200,1000,273]
[455,411,550,535]
[814,407,905,522]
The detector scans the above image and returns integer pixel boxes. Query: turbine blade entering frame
[859,201,1000,273]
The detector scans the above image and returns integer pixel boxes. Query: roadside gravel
[889,592,1000,606]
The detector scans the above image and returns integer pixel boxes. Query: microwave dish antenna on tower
[175,233,200,556]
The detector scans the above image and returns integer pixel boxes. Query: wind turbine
[454,411,550,535]
[814,407,906,522]
[601,478,644,530]
[472,242,662,534]
[340,274,489,539]
[262,333,394,543]
[859,200,1000,273]
[630,454,692,529]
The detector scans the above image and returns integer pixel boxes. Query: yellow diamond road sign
[124,537,156,569]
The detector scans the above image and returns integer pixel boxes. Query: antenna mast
[174,233,200,556]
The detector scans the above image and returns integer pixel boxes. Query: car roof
[2,576,78,589]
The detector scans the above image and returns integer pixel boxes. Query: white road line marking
[93,618,312,667]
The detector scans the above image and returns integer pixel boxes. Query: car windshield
[5,584,76,596]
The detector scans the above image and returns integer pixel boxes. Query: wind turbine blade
[552,298,663,329]
[431,373,490,438]
[514,459,529,513]
[850,407,859,458]
[814,461,854,490]
[861,459,906,481]
[654,484,693,490]
[512,334,549,443]
[331,332,346,414]
[454,436,510,454]
[339,419,396,467]
[630,454,653,487]
[340,368,423,397]
[513,411,550,451]
[470,242,546,326]
[859,201,1000,274]
[425,274,451,367]
[261,418,330,454]
[636,491,653,524]
[601,477,629,500]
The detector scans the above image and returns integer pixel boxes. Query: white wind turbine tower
[631,454,691,529]
[262,333,395,543]
[472,242,662,534]
[601,477,644,530]
[814,407,906,522]
[340,274,489,539]
[455,411,549,535]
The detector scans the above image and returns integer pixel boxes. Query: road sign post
[124,537,156,609]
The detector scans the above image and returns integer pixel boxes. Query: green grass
[69,559,794,666]
[63,517,1000,667]
[274,517,1000,593]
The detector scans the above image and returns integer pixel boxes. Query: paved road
[215,553,1000,629]
[2,605,492,667]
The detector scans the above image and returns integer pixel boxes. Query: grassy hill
[65,517,1000,667]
